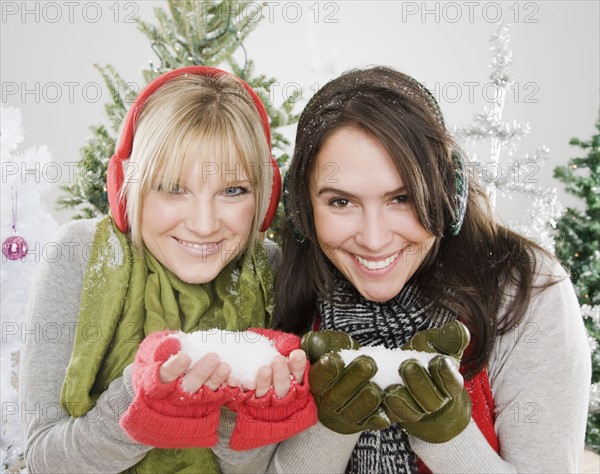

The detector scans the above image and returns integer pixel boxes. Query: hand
[301,330,360,363]
[309,352,389,434]
[161,335,307,398]
[226,329,317,450]
[253,349,307,398]
[120,331,237,448]
[160,351,232,391]
[383,321,472,444]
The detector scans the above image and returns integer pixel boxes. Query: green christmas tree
[553,115,600,451]
[57,0,299,243]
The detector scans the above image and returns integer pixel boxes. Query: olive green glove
[400,320,470,361]
[308,352,390,434]
[301,330,361,363]
[384,321,472,443]
[301,322,471,439]
[301,330,386,433]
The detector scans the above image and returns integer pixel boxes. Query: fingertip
[347,354,378,379]
[289,348,307,361]
[288,350,307,382]
[178,352,192,366]
[199,352,221,371]
[430,355,464,395]
[441,320,470,354]
[398,358,422,377]
[271,354,288,367]
[169,352,191,370]
[254,365,272,397]
[159,353,190,383]
[219,361,232,377]
[203,351,221,363]
[257,364,273,380]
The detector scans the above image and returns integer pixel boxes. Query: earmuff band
[407,77,469,235]
[448,149,468,236]
[107,66,281,233]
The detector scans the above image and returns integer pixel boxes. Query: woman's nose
[354,208,393,252]
[185,198,219,235]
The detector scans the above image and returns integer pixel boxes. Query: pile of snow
[338,347,436,389]
[175,330,281,384]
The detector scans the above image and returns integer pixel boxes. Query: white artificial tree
[1,106,59,471]
[453,23,562,251]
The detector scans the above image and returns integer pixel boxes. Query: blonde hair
[120,73,272,250]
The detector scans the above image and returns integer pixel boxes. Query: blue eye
[224,186,249,196]
[154,183,184,194]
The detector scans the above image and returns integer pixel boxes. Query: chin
[174,268,220,285]
[355,286,400,303]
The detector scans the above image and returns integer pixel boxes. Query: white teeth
[178,239,216,251]
[355,253,398,270]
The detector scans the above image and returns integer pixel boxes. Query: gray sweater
[20,219,591,473]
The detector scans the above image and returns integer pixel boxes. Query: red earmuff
[106,66,281,234]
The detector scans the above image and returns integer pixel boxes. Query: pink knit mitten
[227,329,318,450]
[120,331,237,448]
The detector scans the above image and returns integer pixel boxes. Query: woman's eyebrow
[315,186,359,199]
[223,179,253,187]
[315,186,407,199]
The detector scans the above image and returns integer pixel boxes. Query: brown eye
[330,198,350,208]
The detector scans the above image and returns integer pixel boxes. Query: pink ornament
[2,235,29,260]
[3,187,28,260]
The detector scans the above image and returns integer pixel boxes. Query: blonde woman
[20,67,318,473]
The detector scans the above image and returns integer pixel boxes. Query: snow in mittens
[338,347,437,389]
[174,330,281,385]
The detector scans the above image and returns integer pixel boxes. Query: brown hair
[274,66,556,377]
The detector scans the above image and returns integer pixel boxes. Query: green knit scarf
[60,216,274,473]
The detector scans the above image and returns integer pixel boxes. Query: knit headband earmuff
[403,75,468,236]
[106,66,281,234]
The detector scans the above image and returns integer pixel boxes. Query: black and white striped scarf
[318,277,456,474]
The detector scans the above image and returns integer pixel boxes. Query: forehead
[153,132,253,183]
[311,128,404,191]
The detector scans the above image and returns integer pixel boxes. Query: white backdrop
[2,0,599,225]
